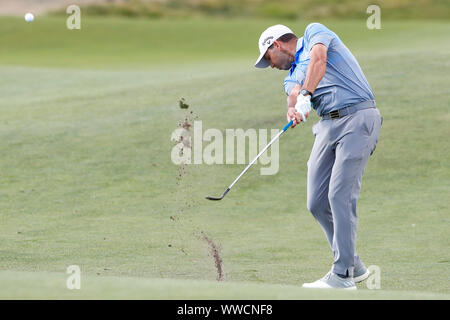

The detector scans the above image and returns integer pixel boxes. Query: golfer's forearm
[303,44,328,94]
[303,60,326,94]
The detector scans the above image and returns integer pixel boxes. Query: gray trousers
[307,107,382,277]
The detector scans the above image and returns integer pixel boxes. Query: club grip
[282,120,294,132]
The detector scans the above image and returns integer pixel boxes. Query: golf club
[206,119,294,201]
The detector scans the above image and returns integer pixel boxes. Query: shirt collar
[294,36,304,64]
[290,37,304,75]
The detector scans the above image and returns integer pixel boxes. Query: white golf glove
[295,94,312,122]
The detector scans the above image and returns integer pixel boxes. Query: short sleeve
[304,23,334,50]
[284,68,306,95]
[284,78,296,96]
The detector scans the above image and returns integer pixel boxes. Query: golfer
[255,23,382,289]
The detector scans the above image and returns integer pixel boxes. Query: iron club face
[205,196,223,201]
[205,188,230,201]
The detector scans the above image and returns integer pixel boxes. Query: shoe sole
[354,270,371,283]
[302,285,357,290]
[344,286,357,290]
[302,283,357,290]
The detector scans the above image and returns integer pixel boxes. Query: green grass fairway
[0,271,448,299]
[0,16,449,299]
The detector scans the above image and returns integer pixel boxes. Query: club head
[205,196,223,201]
[205,188,230,201]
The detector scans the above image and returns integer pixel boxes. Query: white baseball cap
[254,24,294,68]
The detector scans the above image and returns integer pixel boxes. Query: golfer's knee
[328,191,339,205]
[307,196,323,217]
[328,187,356,206]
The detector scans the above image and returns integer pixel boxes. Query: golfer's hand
[294,94,312,123]
[287,107,306,128]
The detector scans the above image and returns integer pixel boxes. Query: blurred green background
[2,0,449,19]
[59,0,450,20]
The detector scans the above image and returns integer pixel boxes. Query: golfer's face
[265,46,291,70]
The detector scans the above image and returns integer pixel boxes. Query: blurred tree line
[57,0,450,19]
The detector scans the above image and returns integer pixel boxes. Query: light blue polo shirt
[284,23,375,116]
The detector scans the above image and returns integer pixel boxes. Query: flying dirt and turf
[0,1,449,299]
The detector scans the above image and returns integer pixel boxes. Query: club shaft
[206,120,293,201]
[228,126,287,190]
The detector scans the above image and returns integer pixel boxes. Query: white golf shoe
[302,272,357,290]
[353,266,371,283]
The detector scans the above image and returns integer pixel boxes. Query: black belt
[321,100,376,120]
